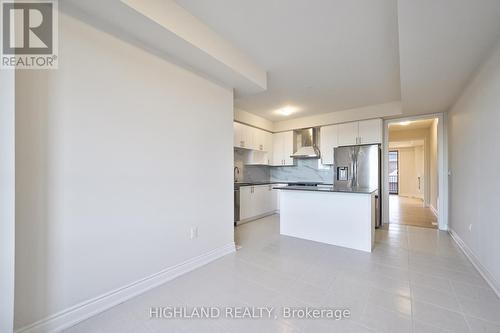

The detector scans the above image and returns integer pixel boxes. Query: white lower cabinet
[239,186,254,221]
[239,184,281,222]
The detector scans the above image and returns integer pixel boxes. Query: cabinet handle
[259,144,263,150]
[240,140,244,147]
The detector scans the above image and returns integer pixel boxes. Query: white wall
[234,108,273,132]
[448,40,500,293]
[429,119,439,212]
[14,12,234,330]
[273,101,402,132]
[0,69,15,333]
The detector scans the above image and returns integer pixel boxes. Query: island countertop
[274,185,377,194]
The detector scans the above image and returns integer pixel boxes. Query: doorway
[383,115,447,230]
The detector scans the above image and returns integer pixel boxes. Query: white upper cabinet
[320,125,338,165]
[358,119,382,144]
[252,128,272,152]
[337,119,382,146]
[271,132,283,166]
[233,122,242,147]
[271,131,294,166]
[337,122,359,146]
[252,128,264,151]
[234,122,253,149]
[234,122,273,152]
[282,131,294,165]
[263,131,273,152]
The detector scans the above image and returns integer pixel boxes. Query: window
[389,151,399,194]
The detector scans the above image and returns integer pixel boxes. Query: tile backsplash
[271,159,333,184]
[234,148,333,184]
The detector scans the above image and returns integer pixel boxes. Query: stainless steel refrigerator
[334,144,382,227]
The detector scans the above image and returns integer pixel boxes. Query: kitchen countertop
[275,185,377,194]
[234,181,333,187]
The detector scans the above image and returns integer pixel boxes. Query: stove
[287,182,322,187]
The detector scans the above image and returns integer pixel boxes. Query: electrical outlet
[190,227,198,239]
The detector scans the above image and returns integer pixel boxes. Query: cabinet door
[337,122,359,146]
[271,133,283,166]
[239,186,254,220]
[358,119,382,144]
[252,128,263,151]
[282,131,295,166]
[234,122,243,148]
[265,184,275,213]
[252,185,266,216]
[320,125,338,165]
[241,124,254,149]
[234,122,253,149]
[263,131,273,153]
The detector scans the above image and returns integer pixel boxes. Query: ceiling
[398,0,500,114]
[176,0,400,121]
[389,118,435,131]
[177,0,500,121]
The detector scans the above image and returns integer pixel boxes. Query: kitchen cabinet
[234,122,273,153]
[337,122,359,146]
[252,128,272,152]
[320,125,338,165]
[358,119,382,144]
[239,186,255,221]
[264,131,273,152]
[234,122,253,149]
[239,184,278,222]
[245,150,269,165]
[271,131,294,166]
[337,119,382,146]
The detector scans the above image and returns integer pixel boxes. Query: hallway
[389,195,437,229]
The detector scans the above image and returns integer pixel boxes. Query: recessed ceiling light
[399,121,411,126]
[277,106,296,116]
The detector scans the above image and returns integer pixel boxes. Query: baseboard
[430,205,438,217]
[398,193,423,200]
[449,229,500,298]
[15,242,236,333]
[237,211,276,225]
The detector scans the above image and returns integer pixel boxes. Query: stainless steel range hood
[290,127,321,159]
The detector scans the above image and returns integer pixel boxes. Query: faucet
[234,166,240,183]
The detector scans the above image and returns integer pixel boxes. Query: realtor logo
[1,0,58,69]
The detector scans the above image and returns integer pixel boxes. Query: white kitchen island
[277,186,377,252]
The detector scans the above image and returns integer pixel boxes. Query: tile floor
[63,215,500,333]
